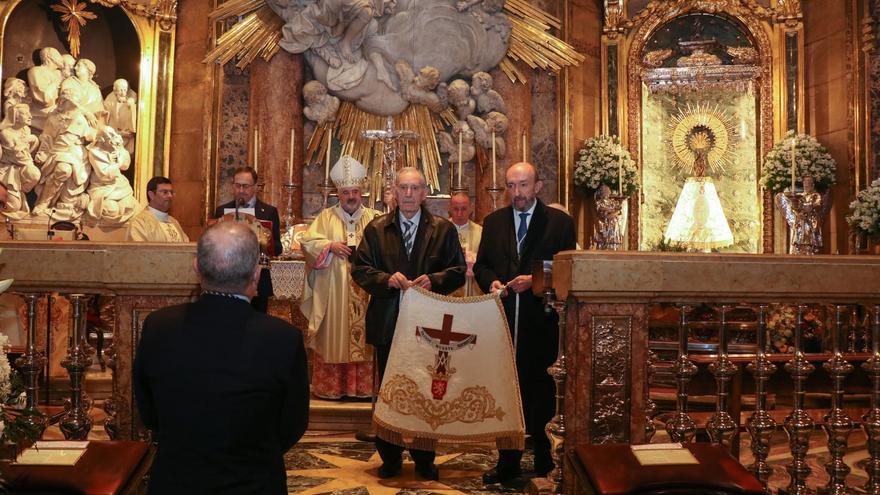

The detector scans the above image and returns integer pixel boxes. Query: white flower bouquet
[574,135,639,196]
[848,178,880,241]
[761,130,836,194]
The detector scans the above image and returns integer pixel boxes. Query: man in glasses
[213,166,281,313]
[126,176,189,243]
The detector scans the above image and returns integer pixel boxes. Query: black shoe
[378,459,402,479]
[482,466,522,485]
[415,462,439,481]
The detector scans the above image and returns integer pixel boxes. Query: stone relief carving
[470,71,506,114]
[271,0,510,116]
[84,126,138,227]
[103,79,138,154]
[0,104,41,218]
[303,80,341,125]
[27,47,64,131]
[591,317,631,444]
[437,120,476,164]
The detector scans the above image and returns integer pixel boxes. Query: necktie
[517,212,529,245]
[403,220,415,256]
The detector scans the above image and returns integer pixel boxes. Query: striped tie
[403,220,415,256]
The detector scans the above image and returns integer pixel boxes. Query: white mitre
[330,155,367,189]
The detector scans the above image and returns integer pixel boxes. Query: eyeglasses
[233,183,255,190]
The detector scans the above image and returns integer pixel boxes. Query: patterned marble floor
[285,435,538,495]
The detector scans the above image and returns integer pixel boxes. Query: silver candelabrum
[13,294,47,437]
[706,304,739,450]
[862,305,880,495]
[665,305,697,442]
[746,305,777,491]
[60,293,93,440]
[782,305,815,495]
[821,305,855,495]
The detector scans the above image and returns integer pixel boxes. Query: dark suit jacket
[352,206,466,347]
[133,294,310,495]
[214,199,282,296]
[473,200,576,378]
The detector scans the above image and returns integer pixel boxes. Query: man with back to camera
[473,162,576,487]
[213,166,282,313]
[133,222,310,494]
[351,166,466,481]
[126,176,189,242]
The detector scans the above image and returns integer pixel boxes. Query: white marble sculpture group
[1,46,138,225]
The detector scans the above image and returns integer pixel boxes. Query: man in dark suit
[213,166,282,313]
[352,167,466,481]
[473,162,576,487]
[133,222,310,495]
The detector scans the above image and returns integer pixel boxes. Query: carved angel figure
[776,175,830,255]
[467,111,508,158]
[303,80,341,125]
[84,126,138,227]
[593,184,625,250]
[447,79,475,120]
[395,61,445,112]
[0,104,41,219]
[437,120,476,164]
[470,71,506,114]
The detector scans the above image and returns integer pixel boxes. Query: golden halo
[668,103,738,175]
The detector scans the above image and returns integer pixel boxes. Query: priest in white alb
[448,193,482,297]
[300,156,382,399]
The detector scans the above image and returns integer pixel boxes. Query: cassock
[126,207,189,242]
[473,199,575,476]
[300,204,381,398]
[451,219,483,297]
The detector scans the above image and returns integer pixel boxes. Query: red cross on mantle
[416,314,477,400]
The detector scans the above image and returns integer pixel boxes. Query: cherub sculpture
[303,80,340,125]
[437,120,476,164]
[467,111,508,158]
[447,79,475,120]
[470,71,506,114]
[395,61,445,112]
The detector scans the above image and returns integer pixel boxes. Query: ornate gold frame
[0,0,176,202]
[621,0,780,252]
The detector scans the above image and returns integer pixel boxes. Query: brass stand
[782,305,816,495]
[282,182,299,231]
[820,305,854,495]
[317,180,335,212]
[486,185,504,212]
[450,185,469,196]
[60,294,93,440]
[13,294,47,437]
[706,305,738,450]
[665,305,697,442]
[746,305,777,491]
[863,305,880,495]
[540,261,567,494]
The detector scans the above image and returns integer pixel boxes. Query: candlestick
[325,127,332,181]
[457,130,463,188]
[491,130,497,187]
[288,129,295,183]
[254,128,259,172]
[618,150,623,196]
[790,137,796,191]
[522,131,527,163]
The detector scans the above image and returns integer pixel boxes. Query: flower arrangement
[847,178,880,241]
[574,135,639,196]
[767,304,824,353]
[761,130,836,194]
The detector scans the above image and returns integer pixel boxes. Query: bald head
[448,193,471,226]
[505,162,543,212]
[196,222,260,294]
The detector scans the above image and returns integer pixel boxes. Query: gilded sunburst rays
[50,0,97,58]
[668,103,739,176]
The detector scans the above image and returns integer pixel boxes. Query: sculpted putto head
[414,66,440,91]
[303,80,328,106]
[470,72,493,95]
[447,79,471,106]
[485,111,509,133]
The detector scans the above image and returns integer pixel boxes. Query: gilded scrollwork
[643,48,673,68]
[380,374,505,430]
[625,0,776,252]
[591,317,631,443]
[87,0,177,28]
[604,0,626,38]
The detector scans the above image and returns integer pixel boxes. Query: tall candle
[253,128,259,172]
[325,127,332,181]
[491,130,497,186]
[790,137,796,191]
[618,150,623,196]
[457,129,463,188]
[288,129,295,183]
[522,131,527,162]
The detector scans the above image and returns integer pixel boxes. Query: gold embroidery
[347,279,370,362]
[379,374,505,430]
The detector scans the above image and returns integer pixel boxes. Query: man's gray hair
[394,167,426,187]
[197,222,259,293]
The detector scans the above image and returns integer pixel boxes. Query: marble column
[249,52,305,222]
[474,69,531,221]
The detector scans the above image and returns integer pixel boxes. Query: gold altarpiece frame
[0,0,176,202]
[601,0,804,253]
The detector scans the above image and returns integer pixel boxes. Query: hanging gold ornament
[50,0,97,58]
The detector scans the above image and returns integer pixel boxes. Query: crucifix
[415,313,477,400]
[361,116,419,213]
